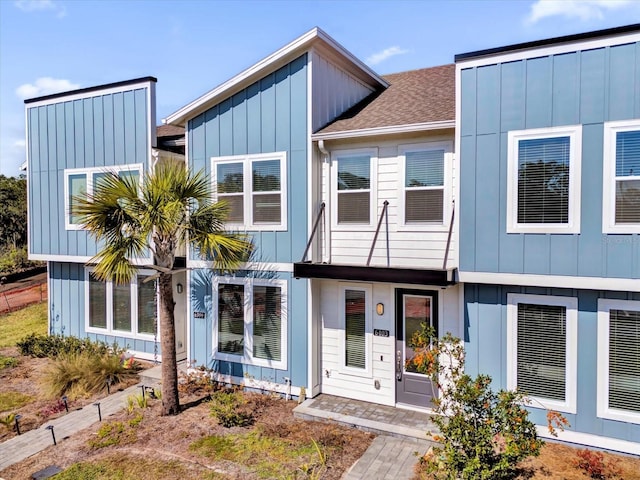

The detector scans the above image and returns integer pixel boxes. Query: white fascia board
[163,27,387,127]
[456,31,640,69]
[458,271,640,293]
[311,120,455,141]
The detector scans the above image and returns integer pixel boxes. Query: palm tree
[74,161,252,415]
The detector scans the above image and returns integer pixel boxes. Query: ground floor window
[597,299,640,424]
[507,293,577,413]
[339,283,372,376]
[214,277,287,369]
[85,270,157,339]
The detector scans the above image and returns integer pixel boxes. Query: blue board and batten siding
[27,87,151,258]
[459,42,640,278]
[464,285,640,444]
[48,262,157,355]
[188,55,308,386]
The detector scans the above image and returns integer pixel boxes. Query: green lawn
[0,302,47,348]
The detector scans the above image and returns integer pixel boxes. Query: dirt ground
[0,277,47,314]
[0,351,373,479]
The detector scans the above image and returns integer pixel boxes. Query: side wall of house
[27,84,153,259]
[464,284,640,446]
[459,41,640,278]
[48,262,157,355]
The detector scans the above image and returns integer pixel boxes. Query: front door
[395,289,438,407]
[172,272,187,361]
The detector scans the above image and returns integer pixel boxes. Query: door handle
[396,350,402,381]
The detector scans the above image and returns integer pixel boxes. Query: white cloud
[526,0,633,24]
[366,46,409,66]
[15,77,80,100]
[14,0,66,18]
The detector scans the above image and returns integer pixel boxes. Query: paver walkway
[0,379,159,471]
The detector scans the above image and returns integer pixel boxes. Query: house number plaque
[373,329,389,337]
[193,312,205,319]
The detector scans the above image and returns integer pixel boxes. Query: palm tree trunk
[159,272,180,415]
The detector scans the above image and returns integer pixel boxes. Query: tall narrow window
[218,284,245,355]
[88,273,107,329]
[337,155,371,224]
[507,127,581,233]
[252,159,281,223]
[603,121,640,232]
[138,276,157,335]
[253,285,282,361]
[112,282,132,332]
[507,294,577,413]
[405,150,445,223]
[597,299,640,424]
[217,163,244,223]
[344,289,366,369]
[68,173,87,227]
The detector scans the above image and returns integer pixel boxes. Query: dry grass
[0,301,47,348]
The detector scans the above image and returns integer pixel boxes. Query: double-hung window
[399,142,451,227]
[507,293,577,413]
[332,150,375,226]
[603,120,640,233]
[212,152,287,230]
[507,126,582,233]
[86,269,157,339]
[339,283,372,376]
[64,164,142,230]
[597,299,640,424]
[214,277,287,369]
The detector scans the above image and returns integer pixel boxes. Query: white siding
[319,134,457,270]
[319,279,461,406]
[311,51,376,132]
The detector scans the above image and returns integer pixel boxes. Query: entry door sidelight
[395,289,438,407]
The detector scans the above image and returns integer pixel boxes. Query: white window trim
[330,148,378,231]
[64,164,143,230]
[398,141,453,232]
[602,119,640,234]
[506,126,582,234]
[597,298,640,424]
[211,151,288,231]
[213,276,288,370]
[338,282,373,378]
[506,293,578,414]
[84,267,157,341]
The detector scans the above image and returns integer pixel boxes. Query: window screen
[253,285,282,361]
[345,289,366,369]
[609,308,640,412]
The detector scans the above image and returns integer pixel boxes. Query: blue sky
[1,0,639,176]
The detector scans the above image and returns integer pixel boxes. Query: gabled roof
[313,64,455,139]
[163,27,388,127]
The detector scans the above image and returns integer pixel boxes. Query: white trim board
[29,253,154,265]
[536,426,640,456]
[164,27,387,126]
[186,260,294,272]
[458,271,640,292]
[312,121,455,141]
[456,31,640,69]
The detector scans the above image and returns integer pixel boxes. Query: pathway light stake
[14,414,22,435]
[140,385,146,397]
[45,425,56,445]
[93,402,102,422]
[61,396,69,413]
[106,378,112,394]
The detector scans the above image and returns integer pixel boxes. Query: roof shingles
[316,64,454,135]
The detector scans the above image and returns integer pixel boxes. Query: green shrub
[0,246,40,274]
[88,420,136,449]
[44,352,139,399]
[0,355,19,369]
[17,333,126,359]
[0,391,32,412]
[209,389,254,428]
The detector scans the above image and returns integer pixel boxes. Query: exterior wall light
[376,303,384,315]
[177,283,183,294]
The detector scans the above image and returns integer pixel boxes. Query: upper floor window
[399,142,452,228]
[331,149,376,227]
[507,126,582,234]
[603,120,640,233]
[64,164,142,231]
[212,152,287,231]
[507,293,577,414]
[597,299,640,424]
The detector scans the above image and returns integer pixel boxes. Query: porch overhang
[293,262,457,287]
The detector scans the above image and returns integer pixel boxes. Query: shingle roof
[316,64,455,135]
[157,124,184,138]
